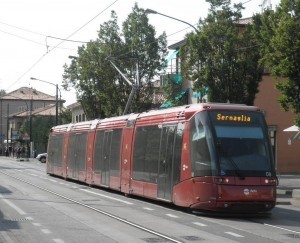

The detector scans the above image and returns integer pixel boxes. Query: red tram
[47,103,277,212]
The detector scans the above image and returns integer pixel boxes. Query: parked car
[36,153,47,163]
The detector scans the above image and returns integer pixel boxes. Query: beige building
[67,102,86,123]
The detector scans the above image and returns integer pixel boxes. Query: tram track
[0,169,183,243]
[1,162,300,242]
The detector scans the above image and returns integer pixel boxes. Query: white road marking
[80,189,133,205]
[264,223,300,234]
[29,173,38,177]
[166,214,179,218]
[193,222,207,227]
[32,222,42,227]
[225,232,244,237]
[0,195,26,215]
[143,207,154,211]
[41,229,51,234]
[53,239,65,243]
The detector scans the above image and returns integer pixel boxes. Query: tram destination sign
[210,110,261,124]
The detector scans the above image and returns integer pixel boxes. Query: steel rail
[0,170,183,243]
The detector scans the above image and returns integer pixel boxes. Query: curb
[15,158,30,162]
[291,189,300,207]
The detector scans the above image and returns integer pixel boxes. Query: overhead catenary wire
[6,0,119,91]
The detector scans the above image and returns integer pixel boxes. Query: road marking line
[0,195,26,215]
[32,222,41,227]
[264,223,300,234]
[53,239,65,243]
[80,189,133,205]
[166,214,178,218]
[193,222,207,227]
[225,232,244,237]
[143,207,154,211]
[41,229,51,234]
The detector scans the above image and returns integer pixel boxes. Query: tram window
[215,126,263,139]
[190,114,213,176]
[216,126,270,173]
[133,125,161,182]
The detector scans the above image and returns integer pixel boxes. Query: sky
[0,0,280,106]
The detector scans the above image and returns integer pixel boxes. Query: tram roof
[50,103,260,133]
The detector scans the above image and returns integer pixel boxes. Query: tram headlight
[263,178,277,185]
[215,177,230,184]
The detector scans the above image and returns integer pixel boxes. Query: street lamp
[145,9,201,104]
[30,77,61,125]
[145,9,199,33]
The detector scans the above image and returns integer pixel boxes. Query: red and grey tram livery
[47,103,277,212]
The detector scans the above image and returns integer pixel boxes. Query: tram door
[158,125,177,201]
[68,132,87,179]
[101,130,112,186]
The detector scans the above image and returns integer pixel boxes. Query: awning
[284,125,300,144]
[160,89,187,109]
[283,125,299,132]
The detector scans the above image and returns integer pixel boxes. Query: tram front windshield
[190,110,274,177]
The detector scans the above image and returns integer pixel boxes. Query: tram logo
[243,188,258,195]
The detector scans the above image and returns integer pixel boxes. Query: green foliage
[0,90,6,97]
[253,0,300,125]
[20,116,55,153]
[181,0,263,105]
[60,108,72,124]
[162,74,187,107]
[63,4,167,118]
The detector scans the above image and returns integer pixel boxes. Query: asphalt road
[0,157,300,243]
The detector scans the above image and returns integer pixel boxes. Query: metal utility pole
[106,58,139,115]
[30,77,60,125]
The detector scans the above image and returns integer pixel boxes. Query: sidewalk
[277,174,300,207]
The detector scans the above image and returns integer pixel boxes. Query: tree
[60,108,72,124]
[63,11,123,119]
[181,0,263,105]
[122,3,168,112]
[63,4,167,119]
[0,89,6,97]
[20,116,55,153]
[253,0,300,126]
[162,74,187,107]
